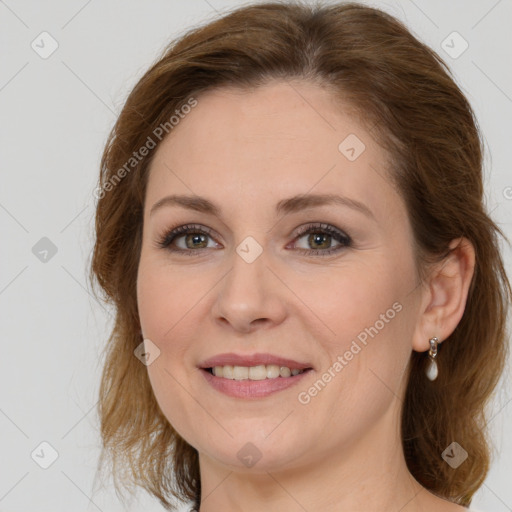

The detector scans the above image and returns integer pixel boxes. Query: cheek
[137,257,198,341]
[302,259,415,404]
[137,260,196,393]
[293,260,406,348]
[137,258,205,442]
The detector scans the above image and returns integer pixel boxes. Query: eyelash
[156,222,352,257]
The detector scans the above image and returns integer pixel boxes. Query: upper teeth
[211,365,305,380]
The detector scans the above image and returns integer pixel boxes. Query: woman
[90,2,511,511]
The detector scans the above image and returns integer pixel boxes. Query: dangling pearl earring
[426,337,439,381]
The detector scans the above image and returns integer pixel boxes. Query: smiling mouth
[204,364,313,380]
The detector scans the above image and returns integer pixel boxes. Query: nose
[210,246,287,334]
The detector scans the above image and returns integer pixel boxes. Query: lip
[200,366,313,399]
[199,352,313,370]
[198,352,314,399]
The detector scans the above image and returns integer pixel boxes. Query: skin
[136,80,475,512]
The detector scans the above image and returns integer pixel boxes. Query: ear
[412,237,475,352]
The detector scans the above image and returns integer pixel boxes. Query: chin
[189,418,316,471]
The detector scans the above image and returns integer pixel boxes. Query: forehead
[146,80,400,220]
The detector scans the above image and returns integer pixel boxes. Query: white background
[1,1,511,511]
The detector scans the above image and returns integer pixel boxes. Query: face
[136,80,423,473]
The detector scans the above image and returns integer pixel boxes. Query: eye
[156,224,220,254]
[291,223,352,256]
[156,222,352,257]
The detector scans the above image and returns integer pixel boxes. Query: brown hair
[90,1,511,510]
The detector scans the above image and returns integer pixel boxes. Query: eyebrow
[149,193,375,220]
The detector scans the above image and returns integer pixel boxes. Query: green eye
[292,223,352,256]
[157,222,352,257]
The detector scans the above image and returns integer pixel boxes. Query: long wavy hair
[90,1,511,510]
